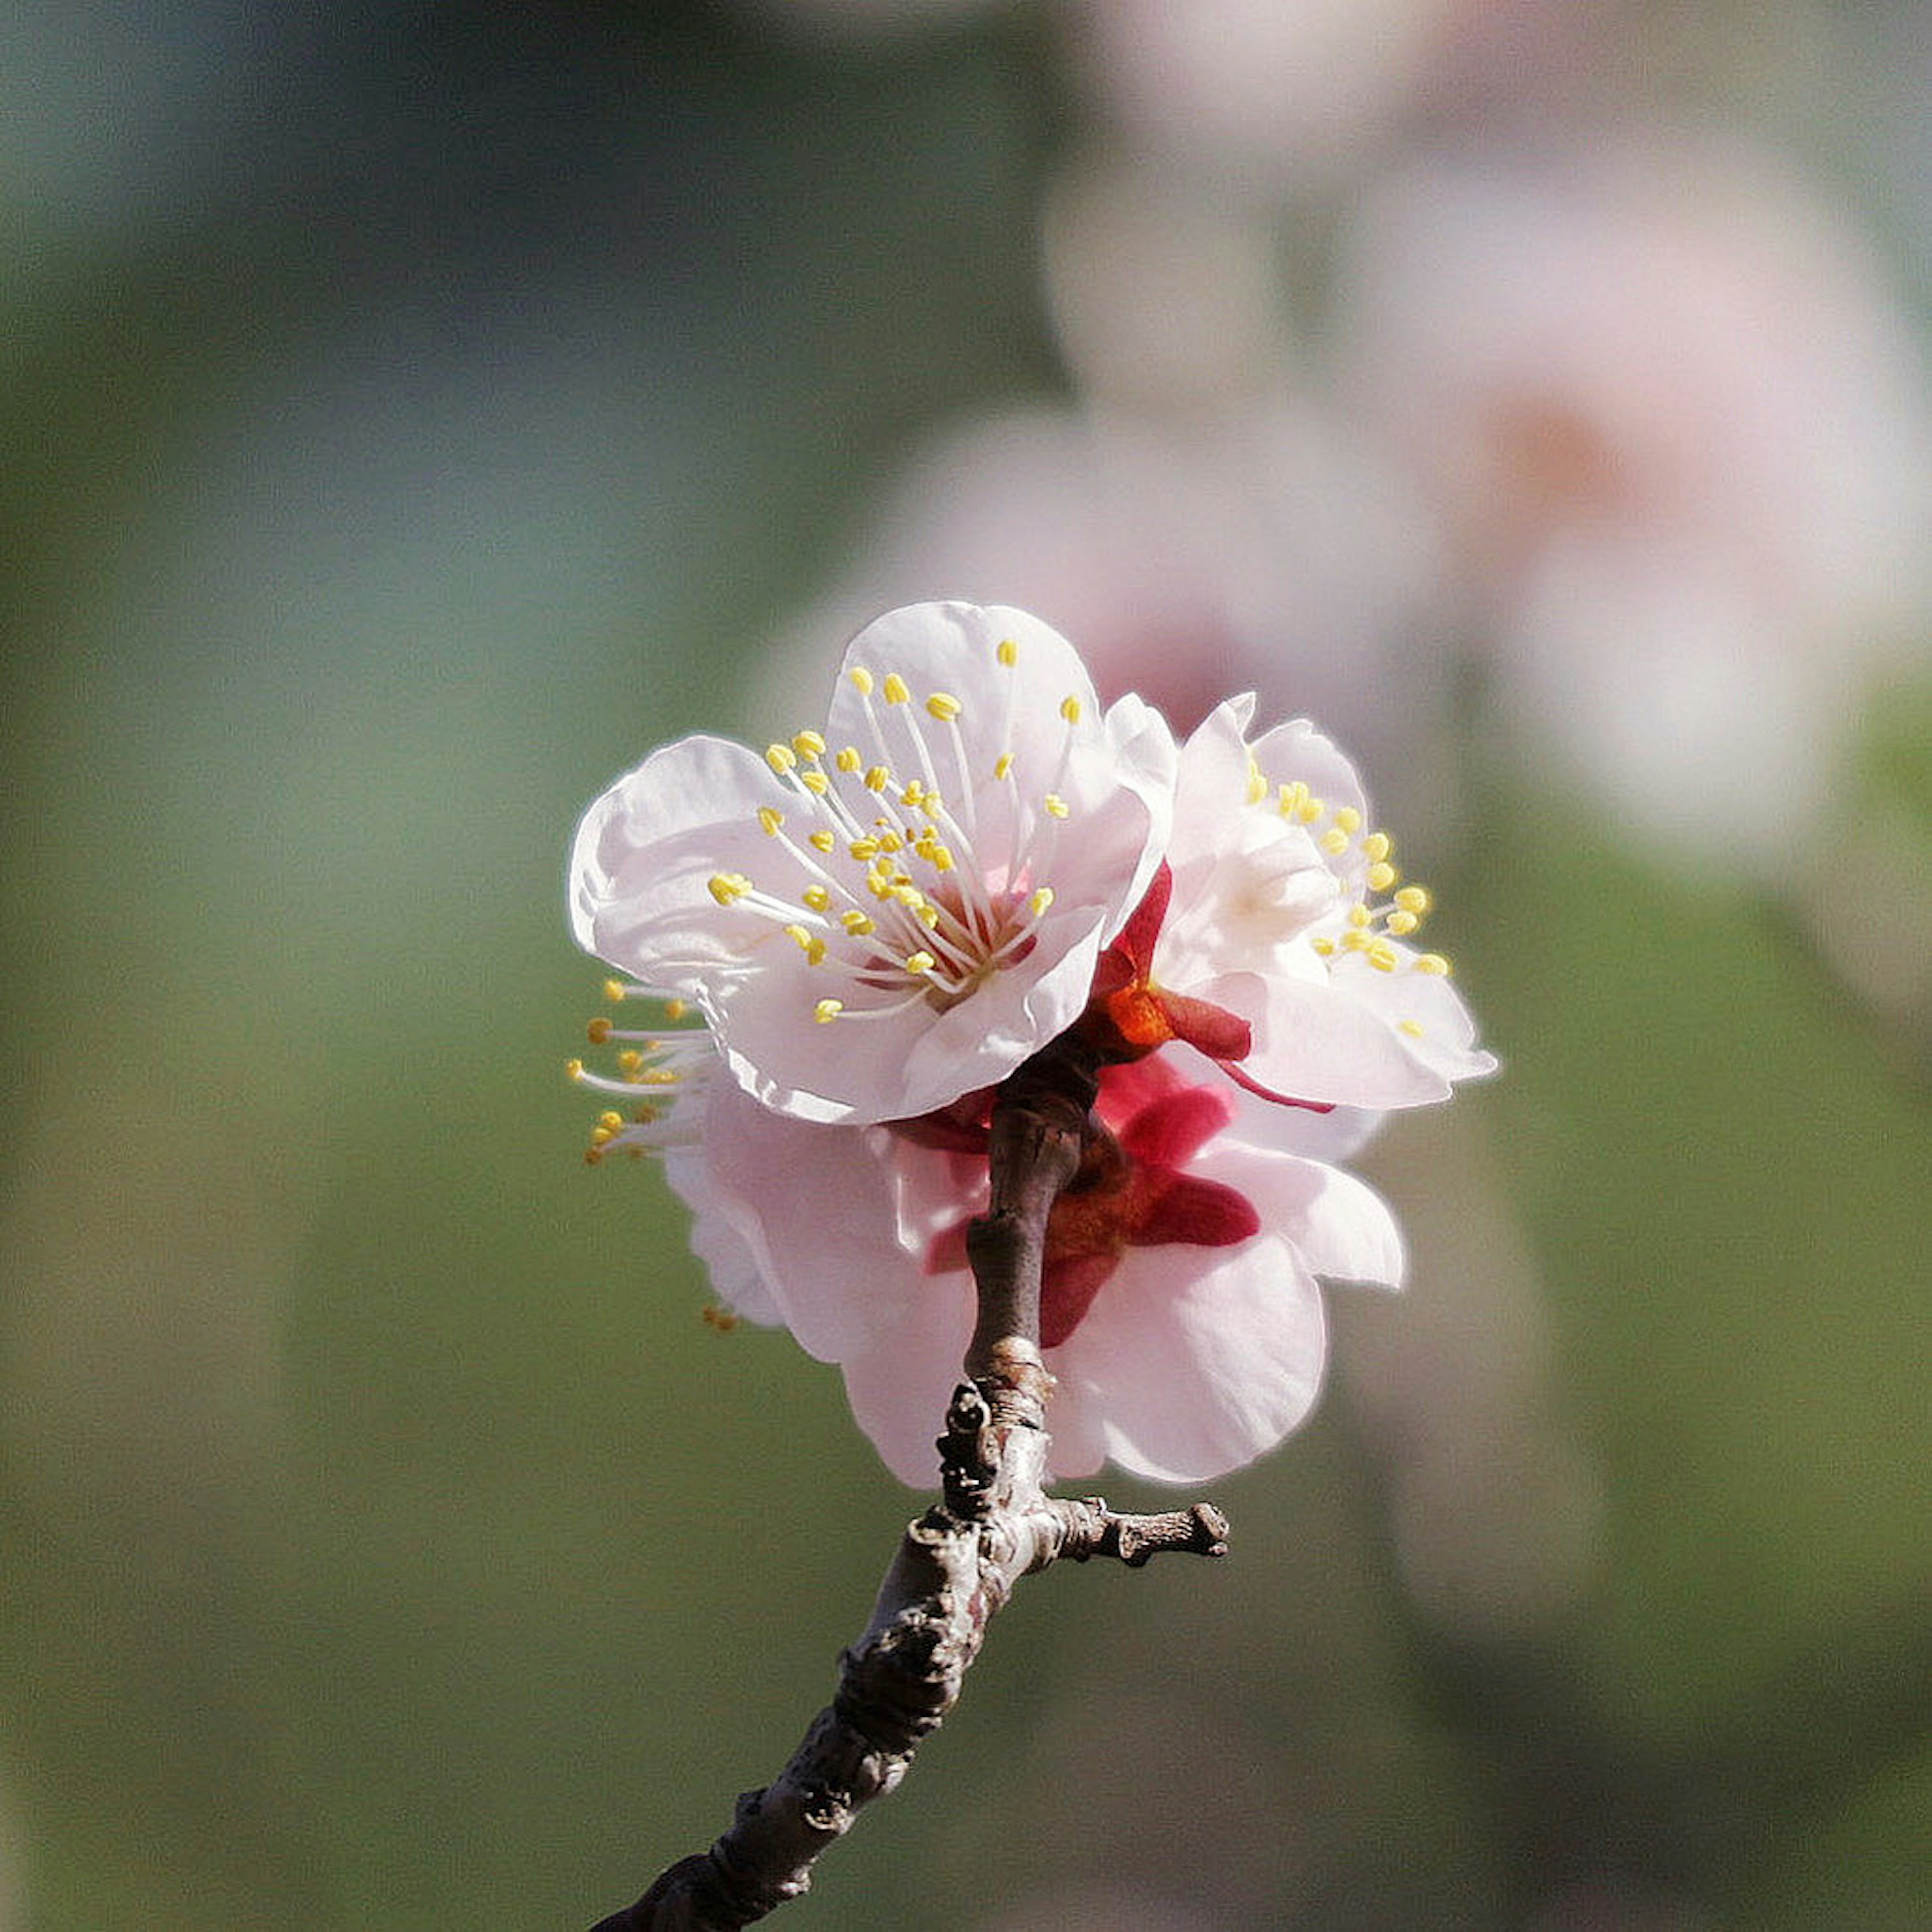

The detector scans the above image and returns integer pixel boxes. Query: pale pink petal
[839,1273,979,1486]
[1197,1144,1405,1291]
[1050,1237,1328,1484]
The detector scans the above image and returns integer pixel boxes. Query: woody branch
[589,1032,1230,1932]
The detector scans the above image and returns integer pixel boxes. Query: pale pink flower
[1087,698,1497,1109]
[669,1049,1403,1486]
[1334,138,1932,864]
[570,602,1176,1126]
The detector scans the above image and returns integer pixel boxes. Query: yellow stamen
[848,667,874,696]
[1366,860,1398,893]
[882,673,911,705]
[1414,954,1451,976]
[1060,695,1082,723]
[809,830,836,853]
[841,911,875,935]
[792,729,826,758]
[1043,794,1069,820]
[602,977,626,1004]
[1394,885,1431,915]
[1321,828,1350,856]
[996,638,1017,667]
[864,764,890,792]
[905,951,936,975]
[587,1017,613,1044]
[801,885,831,913]
[993,753,1013,781]
[708,872,750,906]
[1364,831,1392,863]
[1398,1019,1425,1039]
[1028,887,1055,917]
[926,692,961,721]
[835,746,862,773]
[765,744,796,774]
[814,998,844,1022]
[757,807,784,837]
[1333,806,1362,835]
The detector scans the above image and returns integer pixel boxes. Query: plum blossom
[570,602,1176,1126]
[569,607,1494,1487]
[660,1047,1402,1485]
[1085,698,1496,1109]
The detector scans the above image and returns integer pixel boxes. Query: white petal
[1050,1238,1329,1484]
[1196,1143,1406,1290]
[838,1271,979,1487]
[683,1080,918,1362]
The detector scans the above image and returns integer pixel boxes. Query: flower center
[703,643,1088,1030]
[1245,754,1455,1039]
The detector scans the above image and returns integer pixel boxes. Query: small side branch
[590,1036,1228,1931]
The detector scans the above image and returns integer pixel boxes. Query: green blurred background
[4,4,1931,1926]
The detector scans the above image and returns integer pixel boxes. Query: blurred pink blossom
[1333,136,1932,864]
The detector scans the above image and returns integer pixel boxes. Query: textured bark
[589,1034,1229,1932]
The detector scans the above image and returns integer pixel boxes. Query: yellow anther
[589,1124,616,1148]
[800,770,829,796]
[997,638,1018,667]
[814,998,844,1023]
[1246,757,1267,807]
[1298,794,1324,824]
[835,746,862,773]
[993,753,1013,781]
[1340,929,1369,952]
[849,836,880,860]
[602,977,627,1004]
[792,729,826,758]
[617,1050,645,1075]
[1060,695,1082,724]
[841,910,875,935]
[916,903,940,927]
[1398,1019,1426,1039]
[1393,885,1431,915]
[638,1069,681,1087]
[1366,860,1398,893]
[765,743,796,774]
[664,998,687,1020]
[900,779,926,808]
[926,692,962,722]
[587,1017,613,1044]
[921,842,955,872]
[757,806,784,837]
[1321,827,1350,856]
[1387,909,1420,937]
[892,884,928,911]
[864,764,890,791]
[708,871,751,905]
[1333,806,1363,835]
[783,924,826,964]
[801,884,831,913]
[905,951,936,975]
[1363,831,1392,863]
[882,673,911,705]
[1278,780,1307,818]
[848,667,874,696]
[565,1058,586,1080]
[1043,793,1070,820]
[1028,887,1055,918]
[1312,936,1336,956]
[809,830,836,853]
[1414,954,1452,976]
[1366,939,1399,973]
[877,831,904,853]
[1347,903,1372,929]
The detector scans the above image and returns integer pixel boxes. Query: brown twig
[589,1033,1230,1931]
